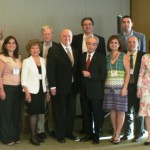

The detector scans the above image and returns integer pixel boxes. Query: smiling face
[5,38,17,53]
[82,19,94,35]
[60,29,72,47]
[109,39,120,52]
[86,37,98,54]
[127,36,139,53]
[30,44,40,57]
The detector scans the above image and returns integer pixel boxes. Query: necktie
[66,48,74,66]
[86,54,91,70]
[130,54,134,83]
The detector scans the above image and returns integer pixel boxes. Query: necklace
[111,52,119,60]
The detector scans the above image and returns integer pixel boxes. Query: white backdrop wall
[0,0,130,58]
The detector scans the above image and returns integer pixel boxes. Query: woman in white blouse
[21,39,50,145]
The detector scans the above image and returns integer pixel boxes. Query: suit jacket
[39,41,57,57]
[72,34,106,56]
[47,44,78,95]
[80,51,107,99]
[129,51,145,85]
[118,30,146,52]
[21,56,47,94]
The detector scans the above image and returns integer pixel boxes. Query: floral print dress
[137,54,150,116]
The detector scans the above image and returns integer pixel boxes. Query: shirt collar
[61,43,71,52]
[123,30,133,38]
[43,41,52,47]
[83,33,93,39]
[127,49,138,56]
[87,51,95,58]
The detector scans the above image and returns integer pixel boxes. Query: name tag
[39,74,42,80]
[130,69,134,74]
[111,71,117,77]
[13,68,20,75]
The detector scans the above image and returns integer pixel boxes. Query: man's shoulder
[133,30,145,37]
[94,34,105,40]
[73,34,83,40]
[137,50,146,56]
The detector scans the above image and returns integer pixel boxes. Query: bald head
[60,29,73,47]
[127,36,139,53]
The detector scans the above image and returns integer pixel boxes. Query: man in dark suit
[46,29,79,143]
[79,35,107,144]
[118,15,146,53]
[37,25,57,140]
[72,17,106,56]
[72,17,106,134]
[121,36,145,142]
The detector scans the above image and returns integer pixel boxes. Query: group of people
[0,15,150,147]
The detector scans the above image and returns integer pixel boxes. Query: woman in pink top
[0,36,22,146]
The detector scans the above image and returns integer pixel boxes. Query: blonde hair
[41,25,53,33]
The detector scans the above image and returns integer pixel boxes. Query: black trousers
[0,85,22,144]
[81,90,103,136]
[124,83,144,136]
[52,88,76,139]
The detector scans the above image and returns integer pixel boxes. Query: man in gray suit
[118,15,146,53]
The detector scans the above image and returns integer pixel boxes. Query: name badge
[130,69,134,74]
[111,70,117,77]
[39,74,42,80]
[13,68,20,75]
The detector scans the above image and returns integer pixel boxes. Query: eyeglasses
[83,23,93,26]
[86,42,97,46]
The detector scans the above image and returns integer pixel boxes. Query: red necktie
[86,54,91,70]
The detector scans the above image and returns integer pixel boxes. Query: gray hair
[86,35,99,45]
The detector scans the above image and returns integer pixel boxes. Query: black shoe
[121,135,130,140]
[67,134,80,141]
[49,130,56,138]
[37,132,47,139]
[144,141,150,145]
[36,137,45,143]
[132,135,143,142]
[30,138,40,146]
[93,134,100,144]
[80,135,93,142]
[57,137,66,143]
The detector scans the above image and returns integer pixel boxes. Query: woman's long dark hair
[1,35,19,58]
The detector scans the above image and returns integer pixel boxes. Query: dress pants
[81,90,103,136]
[52,88,76,138]
[124,83,144,136]
[47,100,54,131]
[0,85,22,144]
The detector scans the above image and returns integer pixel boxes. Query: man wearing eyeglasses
[72,17,106,56]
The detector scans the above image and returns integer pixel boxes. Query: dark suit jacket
[72,34,106,56]
[80,51,107,99]
[47,44,78,95]
[130,51,145,84]
[39,41,57,57]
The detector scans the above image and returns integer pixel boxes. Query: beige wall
[131,0,150,52]
[0,0,130,58]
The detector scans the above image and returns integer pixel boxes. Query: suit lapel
[59,44,72,66]
[134,51,140,76]
[30,56,39,74]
